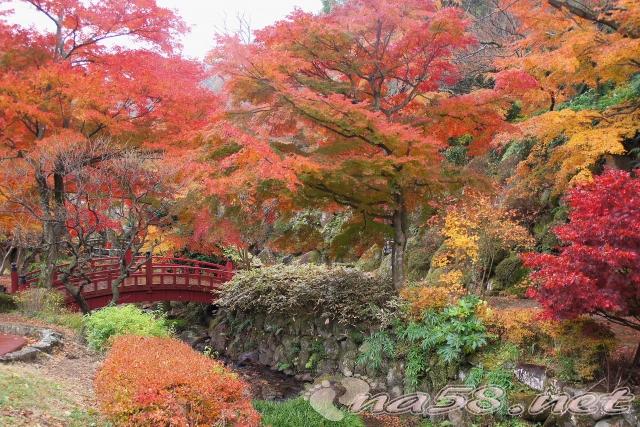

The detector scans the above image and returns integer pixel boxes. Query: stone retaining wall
[206,311,409,394]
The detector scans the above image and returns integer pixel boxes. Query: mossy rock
[533,215,562,253]
[494,254,528,290]
[406,234,441,282]
[416,356,459,393]
[424,266,446,284]
[355,244,382,272]
[509,390,551,423]
[295,250,322,264]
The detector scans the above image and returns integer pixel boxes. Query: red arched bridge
[7,256,234,311]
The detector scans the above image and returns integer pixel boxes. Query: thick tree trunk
[59,263,92,314]
[391,196,408,290]
[110,277,122,306]
[43,224,58,287]
[63,283,91,314]
[42,217,66,287]
[41,171,67,287]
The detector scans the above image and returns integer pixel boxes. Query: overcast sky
[2,0,322,59]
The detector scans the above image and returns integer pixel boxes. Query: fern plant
[399,295,489,364]
[358,296,490,390]
[356,331,395,371]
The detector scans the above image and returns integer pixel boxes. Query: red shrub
[95,336,260,426]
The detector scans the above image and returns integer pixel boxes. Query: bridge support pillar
[145,253,153,286]
[9,263,18,294]
[224,260,233,280]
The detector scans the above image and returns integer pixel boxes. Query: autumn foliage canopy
[206,0,533,287]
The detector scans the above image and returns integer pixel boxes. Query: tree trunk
[110,276,122,306]
[0,246,14,275]
[43,225,58,287]
[109,263,130,306]
[42,218,66,287]
[63,282,91,314]
[43,171,67,287]
[391,196,408,290]
[58,262,92,314]
[632,342,640,368]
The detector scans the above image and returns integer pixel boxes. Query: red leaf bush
[523,170,640,324]
[95,336,260,426]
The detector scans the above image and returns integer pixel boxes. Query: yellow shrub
[484,307,558,346]
[401,282,466,317]
[552,319,615,381]
[487,309,615,382]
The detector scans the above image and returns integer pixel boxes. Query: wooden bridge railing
[7,255,234,310]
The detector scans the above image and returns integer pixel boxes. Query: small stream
[221,356,308,401]
[168,306,309,401]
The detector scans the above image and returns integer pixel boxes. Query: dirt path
[0,314,103,426]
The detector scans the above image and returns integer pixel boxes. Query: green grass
[254,398,364,427]
[12,287,84,333]
[37,311,84,332]
[0,365,107,426]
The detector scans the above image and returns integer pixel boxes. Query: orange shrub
[401,282,465,317]
[95,336,260,427]
[484,307,543,345]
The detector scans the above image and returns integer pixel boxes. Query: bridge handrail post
[145,252,153,288]
[185,263,190,288]
[9,263,18,293]
[224,260,234,280]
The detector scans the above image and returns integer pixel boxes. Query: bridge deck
[7,256,234,310]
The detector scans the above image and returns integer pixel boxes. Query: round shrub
[401,281,465,317]
[83,305,170,351]
[218,264,396,325]
[96,336,260,426]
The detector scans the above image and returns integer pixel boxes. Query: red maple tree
[524,170,640,335]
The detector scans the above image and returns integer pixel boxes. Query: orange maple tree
[207,0,531,288]
[490,0,640,200]
[0,0,217,283]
